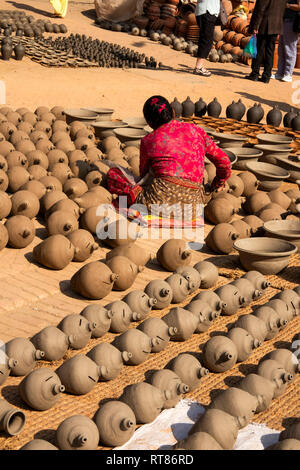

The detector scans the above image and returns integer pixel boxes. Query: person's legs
[247,34,266,80]
[281,19,299,81]
[275,32,286,78]
[194,12,217,76]
[261,34,277,82]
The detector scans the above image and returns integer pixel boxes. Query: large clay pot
[181,96,195,118]
[207,98,222,118]
[14,43,25,61]
[247,103,264,124]
[195,98,207,117]
[1,42,12,60]
[170,97,183,118]
[283,108,297,128]
[267,106,282,127]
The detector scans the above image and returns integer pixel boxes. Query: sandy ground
[1,0,299,119]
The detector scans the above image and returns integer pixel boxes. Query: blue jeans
[277,19,299,76]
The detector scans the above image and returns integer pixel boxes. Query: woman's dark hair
[143,95,173,129]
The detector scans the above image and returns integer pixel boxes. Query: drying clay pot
[279,422,300,441]
[0,350,17,386]
[46,199,81,221]
[31,326,71,362]
[40,190,67,213]
[79,205,108,234]
[149,369,189,409]
[273,290,300,317]
[74,187,112,210]
[227,174,244,197]
[5,215,35,248]
[56,354,100,395]
[202,335,238,372]
[174,266,201,292]
[227,327,260,362]
[144,279,173,310]
[137,317,177,353]
[93,401,136,447]
[80,305,113,338]
[237,373,275,412]
[264,349,300,375]
[165,273,195,303]
[162,307,199,341]
[243,191,271,214]
[242,215,264,236]
[0,223,8,251]
[11,190,40,219]
[19,368,65,411]
[264,299,294,325]
[210,387,260,428]
[86,343,131,381]
[123,290,157,320]
[106,256,144,291]
[112,329,154,365]
[119,382,164,424]
[231,220,251,240]
[106,300,139,333]
[0,399,26,436]
[21,180,47,200]
[33,234,75,270]
[20,439,58,450]
[252,305,282,339]
[66,229,98,262]
[205,223,239,254]
[204,198,235,225]
[57,314,96,350]
[56,415,100,450]
[63,178,88,200]
[70,261,118,299]
[47,209,79,236]
[268,190,291,211]
[156,239,192,271]
[230,278,261,306]
[234,314,268,344]
[185,300,217,333]
[7,167,31,193]
[242,271,270,292]
[5,337,44,376]
[194,291,224,316]
[193,261,219,289]
[166,353,209,392]
[173,431,223,450]
[0,191,12,219]
[188,409,239,450]
[257,359,293,398]
[106,243,152,266]
[214,284,245,315]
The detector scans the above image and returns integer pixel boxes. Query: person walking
[193,0,221,77]
[245,0,287,83]
[272,1,300,82]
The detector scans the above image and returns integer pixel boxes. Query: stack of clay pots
[0,9,67,39]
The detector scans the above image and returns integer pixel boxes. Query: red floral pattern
[140,120,231,188]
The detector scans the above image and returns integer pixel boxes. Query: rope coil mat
[0,249,299,450]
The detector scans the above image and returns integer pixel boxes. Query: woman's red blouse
[139,120,231,188]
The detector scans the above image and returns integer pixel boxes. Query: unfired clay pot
[56,415,100,450]
[56,354,100,395]
[149,369,189,409]
[202,335,238,372]
[19,368,65,411]
[166,353,209,392]
[0,398,26,436]
[137,317,177,353]
[86,343,131,381]
[93,401,136,447]
[57,314,96,350]
[119,382,164,424]
[5,337,44,376]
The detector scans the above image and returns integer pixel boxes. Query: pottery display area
[0,0,299,453]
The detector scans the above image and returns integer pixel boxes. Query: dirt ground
[1,0,299,119]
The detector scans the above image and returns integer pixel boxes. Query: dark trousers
[196,12,218,59]
[251,33,278,79]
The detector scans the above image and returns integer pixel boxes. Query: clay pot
[273,289,300,317]
[106,256,144,291]
[101,218,141,248]
[257,359,293,398]
[205,223,239,254]
[47,209,79,236]
[87,343,131,381]
[170,97,183,118]
[80,305,112,338]
[194,291,225,315]
[137,317,177,352]
[226,101,241,120]
[247,103,264,124]
[0,223,8,251]
[106,300,139,333]
[162,307,199,341]
[0,399,26,436]
[242,215,264,236]
[31,326,71,361]
[227,327,260,362]
[202,335,238,372]
[149,369,189,409]
[181,96,195,118]
[283,108,297,128]
[173,431,223,450]
[264,348,300,375]
[237,374,275,412]
[214,284,245,315]
[230,278,261,306]
[70,261,118,300]
[207,98,222,118]
[264,299,294,326]
[188,408,238,450]
[243,191,271,214]
[234,314,268,344]
[19,368,65,411]
[1,42,12,60]
[291,112,300,131]
[123,290,157,320]
[209,387,260,428]
[79,205,108,234]
[195,98,207,118]
[156,239,192,271]
[56,415,99,450]
[242,271,270,292]
[166,273,194,303]
[267,106,282,127]
[66,229,98,262]
[57,314,96,350]
[279,422,300,441]
[166,353,209,392]
[93,401,136,447]
[0,353,17,387]
[112,329,155,365]
[268,190,291,210]
[204,198,235,225]
[20,439,58,450]
[231,220,251,239]
[33,234,75,270]
[0,191,12,219]
[144,279,173,309]
[238,171,259,197]
[5,337,44,376]
[56,354,100,395]
[185,300,218,333]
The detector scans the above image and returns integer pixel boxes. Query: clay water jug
[226,101,240,120]
[291,112,300,131]
[283,107,297,128]
[195,97,207,117]
[1,42,12,60]
[170,97,182,118]
[207,98,222,117]
[247,103,262,124]
[14,43,25,61]
[266,105,282,127]
[181,96,195,118]
[236,99,246,120]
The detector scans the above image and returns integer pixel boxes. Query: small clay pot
[93,401,136,447]
[56,415,100,450]
[0,398,26,436]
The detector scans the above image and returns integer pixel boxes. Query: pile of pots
[0,9,67,39]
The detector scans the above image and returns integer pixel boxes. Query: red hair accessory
[158,103,166,113]
[151,97,159,106]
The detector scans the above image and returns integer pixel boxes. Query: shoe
[245,74,259,81]
[271,73,283,80]
[193,67,211,77]
[259,76,270,83]
[282,75,292,82]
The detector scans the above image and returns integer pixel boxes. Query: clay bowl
[256,133,293,146]
[254,144,291,157]
[124,117,147,129]
[81,107,114,121]
[209,131,247,148]
[91,120,128,138]
[225,147,263,170]
[222,149,237,166]
[246,161,290,191]
[270,154,300,184]
[114,128,148,148]
[233,237,297,274]
[64,108,99,124]
[263,220,300,251]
